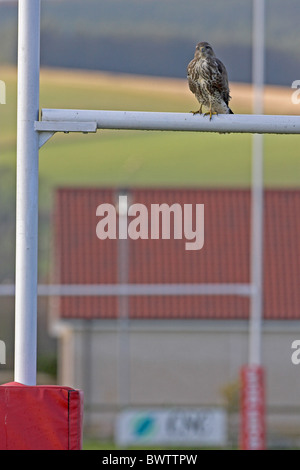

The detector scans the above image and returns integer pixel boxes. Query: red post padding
[0,382,84,450]
[240,366,266,450]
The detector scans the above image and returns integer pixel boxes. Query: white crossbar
[0,283,253,297]
[40,109,300,135]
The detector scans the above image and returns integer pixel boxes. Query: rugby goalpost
[14,0,278,383]
[4,0,295,449]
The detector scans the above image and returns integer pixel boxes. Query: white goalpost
[35,109,300,144]
[15,0,41,386]
[249,0,265,369]
[11,2,294,442]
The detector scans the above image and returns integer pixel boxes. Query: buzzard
[187,42,233,119]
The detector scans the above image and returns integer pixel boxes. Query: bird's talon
[204,111,218,121]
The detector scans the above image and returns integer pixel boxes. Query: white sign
[115,408,227,447]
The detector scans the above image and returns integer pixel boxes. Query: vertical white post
[240,2,266,451]
[249,0,265,366]
[117,193,131,407]
[14,0,41,385]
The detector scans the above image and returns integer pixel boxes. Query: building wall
[56,320,300,444]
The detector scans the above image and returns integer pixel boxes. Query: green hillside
[1,0,300,85]
[1,0,299,50]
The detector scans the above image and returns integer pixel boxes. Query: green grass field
[1,67,300,192]
[82,440,226,450]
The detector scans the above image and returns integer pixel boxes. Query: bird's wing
[215,58,231,105]
[187,59,199,95]
[199,58,231,105]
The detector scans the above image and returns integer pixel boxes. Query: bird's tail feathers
[228,108,234,114]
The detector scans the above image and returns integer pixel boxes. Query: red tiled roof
[53,188,300,320]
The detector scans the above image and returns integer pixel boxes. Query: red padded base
[0,382,84,450]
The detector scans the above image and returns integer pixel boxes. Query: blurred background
[0,0,300,449]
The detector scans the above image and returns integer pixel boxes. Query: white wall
[57,320,300,441]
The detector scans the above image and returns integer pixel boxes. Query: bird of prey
[187,42,233,120]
